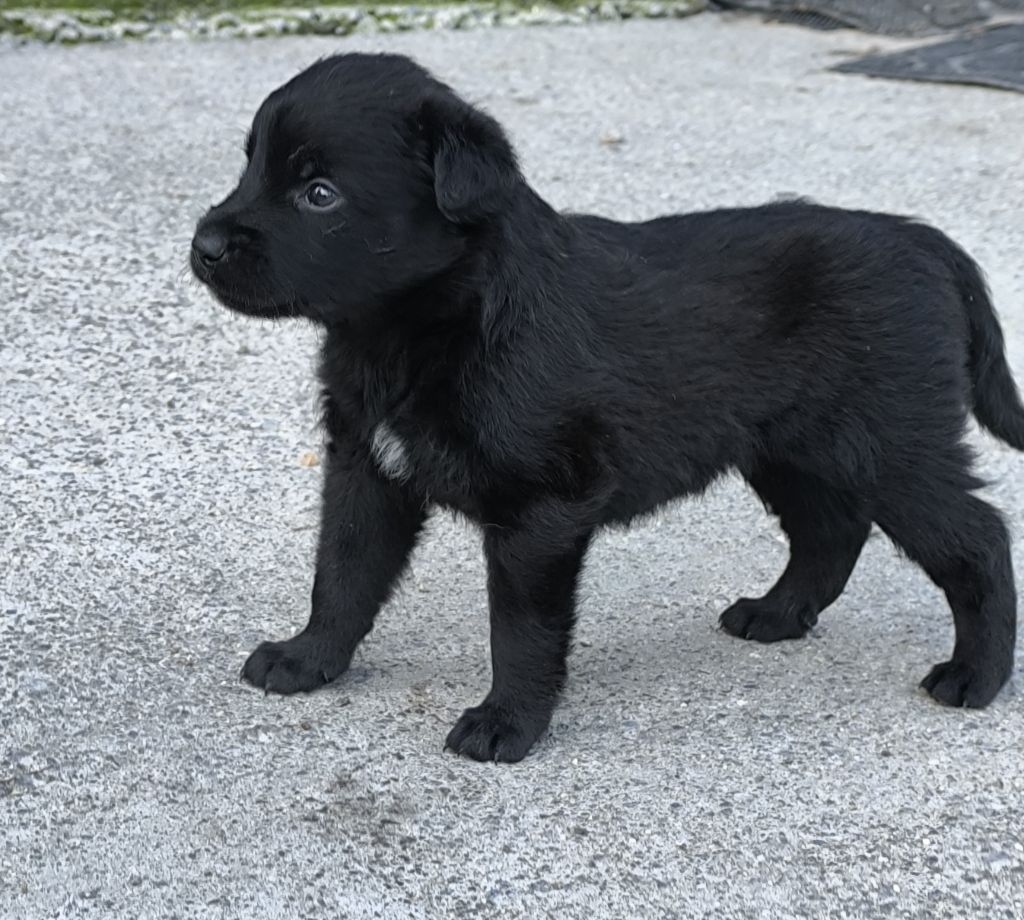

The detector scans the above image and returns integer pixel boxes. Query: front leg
[446,504,594,762]
[242,442,425,694]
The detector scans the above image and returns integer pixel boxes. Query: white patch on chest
[370,421,412,481]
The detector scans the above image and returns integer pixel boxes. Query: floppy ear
[418,94,521,225]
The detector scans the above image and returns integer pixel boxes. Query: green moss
[7,0,417,9]
[0,0,706,43]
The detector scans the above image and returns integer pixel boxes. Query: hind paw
[921,659,1008,708]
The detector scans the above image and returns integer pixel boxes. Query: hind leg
[874,472,1016,708]
[721,463,871,642]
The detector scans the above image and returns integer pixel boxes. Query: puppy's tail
[950,242,1024,450]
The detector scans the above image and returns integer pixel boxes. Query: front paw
[444,702,549,763]
[241,633,350,694]
[719,597,813,642]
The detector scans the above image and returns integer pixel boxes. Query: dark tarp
[712,0,1024,36]
[833,23,1024,92]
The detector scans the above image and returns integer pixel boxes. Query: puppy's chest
[369,420,414,482]
[367,411,478,506]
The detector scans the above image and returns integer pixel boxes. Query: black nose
[192,226,229,265]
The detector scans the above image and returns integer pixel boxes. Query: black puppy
[192,53,1023,762]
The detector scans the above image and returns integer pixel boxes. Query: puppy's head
[190,53,521,325]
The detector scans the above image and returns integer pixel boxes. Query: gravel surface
[2,16,1023,919]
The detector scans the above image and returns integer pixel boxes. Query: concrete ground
[2,16,1023,920]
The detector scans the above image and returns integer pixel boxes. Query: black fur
[191,53,1023,762]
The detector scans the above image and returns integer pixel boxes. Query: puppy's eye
[300,181,341,211]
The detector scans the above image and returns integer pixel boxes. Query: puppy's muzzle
[190,213,252,283]
[192,225,229,267]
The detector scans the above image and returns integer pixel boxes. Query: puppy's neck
[475,187,575,345]
[338,185,568,356]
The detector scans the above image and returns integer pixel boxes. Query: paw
[241,633,350,695]
[719,598,813,642]
[921,659,1007,709]
[444,702,548,763]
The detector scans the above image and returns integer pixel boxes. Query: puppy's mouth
[208,286,299,319]
[191,253,298,319]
